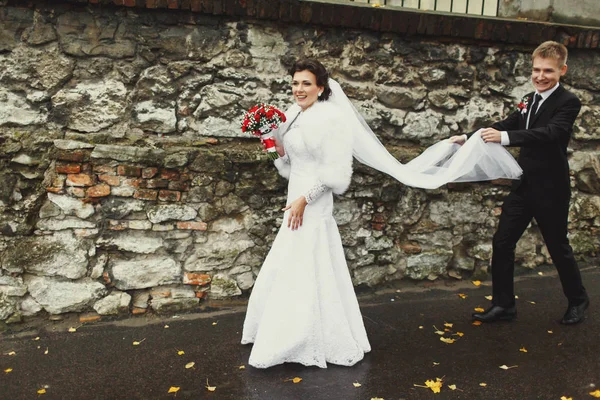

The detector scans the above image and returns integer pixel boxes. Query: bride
[241,59,522,369]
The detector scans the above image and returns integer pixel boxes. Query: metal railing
[346,0,499,17]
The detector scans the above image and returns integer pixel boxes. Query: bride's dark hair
[288,59,332,101]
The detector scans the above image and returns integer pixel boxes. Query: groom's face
[531,56,568,93]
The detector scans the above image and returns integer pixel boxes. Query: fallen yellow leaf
[434,330,445,335]
[185,362,195,369]
[33,337,40,341]
[472,280,482,286]
[538,272,543,276]
[212,322,218,326]
[519,347,528,353]
[7,351,16,356]
[529,301,536,305]
[458,293,467,299]
[485,295,493,301]
[561,396,573,400]
[474,307,485,312]
[37,388,46,395]
[418,326,424,329]
[590,390,600,398]
[480,382,487,387]
[167,386,180,394]
[44,348,48,355]
[432,362,440,366]
[414,378,443,394]
[448,384,457,390]
[4,368,13,373]
[177,350,185,355]
[444,322,453,328]
[164,325,169,329]
[371,398,384,400]
[353,382,362,387]
[292,377,302,384]
[499,365,518,370]
[68,327,77,333]
[472,321,482,326]
[238,365,246,370]
[455,332,465,337]
[547,330,553,334]
[132,339,146,346]
[440,337,456,344]
[206,379,216,392]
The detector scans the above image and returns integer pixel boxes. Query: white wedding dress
[241,117,371,369]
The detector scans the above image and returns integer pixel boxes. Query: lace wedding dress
[241,114,371,369]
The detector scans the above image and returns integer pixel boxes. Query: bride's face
[292,70,323,110]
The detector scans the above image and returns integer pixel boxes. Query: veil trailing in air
[326,78,522,189]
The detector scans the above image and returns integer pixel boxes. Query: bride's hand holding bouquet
[241,104,286,160]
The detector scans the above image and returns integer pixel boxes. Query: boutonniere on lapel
[517,95,531,115]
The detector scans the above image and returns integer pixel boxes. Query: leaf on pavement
[499,365,518,370]
[529,301,536,305]
[212,322,218,326]
[4,368,13,373]
[292,377,302,384]
[472,280,482,286]
[538,272,543,276]
[164,325,169,329]
[458,293,467,299]
[432,362,440,366]
[7,351,16,356]
[167,387,180,394]
[415,378,443,394]
[353,382,361,387]
[370,398,384,400]
[37,388,46,395]
[472,321,482,326]
[479,383,487,387]
[206,379,216,391]
[561,396,573,400]
[440,337,456,344]
[454,332,464,337]
[68,327,77,333]
[474,307,485,312]
[132,339,146,346]
[44,348,48,355]
[185,362,195,369]
[519,347,528,353]
[434,330,445,335]
[590,390,600,398]
[448,384,457,390]
[485,295,493,301]
[177,350,185,356]
[418,326,424,329]
[547,330,553,334]
[33,337,40,341]
[444,322,453,328]
[238,365,246,370]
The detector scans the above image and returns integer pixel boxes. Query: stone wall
[1,1,599,322]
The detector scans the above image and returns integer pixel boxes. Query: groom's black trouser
[490,185,588,308]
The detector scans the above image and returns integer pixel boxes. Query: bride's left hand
[282,196,307,230]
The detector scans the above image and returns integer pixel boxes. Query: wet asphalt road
[1,266,599,400]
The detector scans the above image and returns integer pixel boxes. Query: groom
[450,41,589,324]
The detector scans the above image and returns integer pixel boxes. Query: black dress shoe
[561,299,589,325]
[472,305,517,322]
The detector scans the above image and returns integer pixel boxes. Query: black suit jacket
[486,85,581,197]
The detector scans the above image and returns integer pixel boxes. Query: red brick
[142,167,159,179]
[167,0,178,8]
[183,272,211,286]
[158,190,181,202]
[93,165,116,175]
[98,175,121,186]
[195,291,207,299]
[103,271,112,284]
[177,221,207,231]
[132,307,147,315]
[168,181,190,191]
[46,187,64,194]
[56,150,86,162]
[79,313,101,323]
[124,0,136,6]
[400,243,422,255]
[160,169,180,180]
[144,179,169,189]
[122,178,142,188]
[134,189,158,201]
[66,174,95,187]
[117,165,142,177]
[371,223,385,231]
[87,184,111,197]
[56,163,81,174]
[108,220,128,231]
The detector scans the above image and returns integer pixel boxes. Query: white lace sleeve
[304,182,329,204]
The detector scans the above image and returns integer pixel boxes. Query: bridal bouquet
[241,104,286,160]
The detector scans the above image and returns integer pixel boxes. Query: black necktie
[532,93,543,114]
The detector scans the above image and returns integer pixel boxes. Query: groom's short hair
[532,41,568,67]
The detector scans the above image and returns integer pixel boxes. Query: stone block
[25,276,107,314]
[142,168,159,179]
[87,184,111,197]
[93,291,131,315]
[111,186,135,197]
[144,179,169,189]
[168,181,190,191]
[93,164,116,175]
[183,272,211,285]
[56,150,86,162]
[128,220,152,230]
[150,297,199,313]
[48,193,95,219]
[108,220,128,231]
[67,187,86,198]
[111,256,180,290]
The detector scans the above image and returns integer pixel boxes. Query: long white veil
[327,79,522,189]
